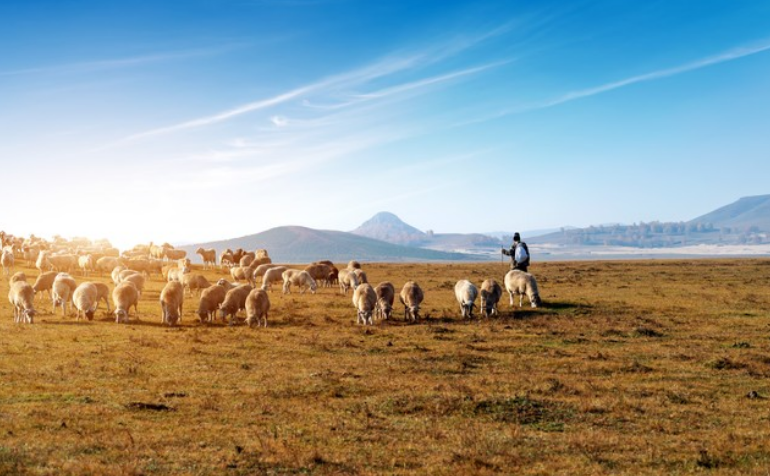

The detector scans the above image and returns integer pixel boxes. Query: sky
[2,0,769,249]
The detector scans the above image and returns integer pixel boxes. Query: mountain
[351,211,426,246]
[178,226,484,264]
[688,194,770,232]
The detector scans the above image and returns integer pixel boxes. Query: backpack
[514,243,529,264]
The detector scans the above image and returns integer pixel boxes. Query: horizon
[3,1,770,250]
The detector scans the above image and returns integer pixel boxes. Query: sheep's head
[114,309,128,323]
[85,309,95,321]
[23,308,36,323]
[531,294,541,308]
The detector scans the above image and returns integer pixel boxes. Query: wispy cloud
[0,44,243,78]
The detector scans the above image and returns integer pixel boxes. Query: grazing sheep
[78,254,94,277]
[118,269,141,283]
[353,283,377,325]
[9,281,36,323]
[245,288,270,327]
[126,258,163,276]
[32,271,59,301]
[504,270,542,308]
[282,269,317,294]
[182,273,210,297]
[216,278,237,291]
[160,281,184,326]
[313,259,334,267]
[95,256,119,275]
[197,284,227,322]
[91,281,111,312]
[480,279,503,317]
[113,281,140,323]
[163,248,187,261]
[304,264,334,287]
[255,249,269,260]
[239,253,255,268]
[231,248,246,265]
[454,280,478,319]
[47,254,78,273]
[72,282,98,321]
[261,266,288,292]
[252,263,281,285]
[374,281,395,320]
[1,247,14,277]
[338,269,359,295]
[52,273,78,316]
[347,260,361,270]
[230,265,250,282]
[352,268,368,285]
[219,284,252,325]
[400,281,424,322]
[196,247,217,269]
[167,267,189,283]
[111,265,127,285]
[123,273,146,294]
[10,271,27,284]
[220,250,235,268]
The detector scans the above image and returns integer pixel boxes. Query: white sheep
[9,281,36,323]
[353,283,377,325]
[261,266,288,292]
[245,288,270,327]
[113,281,140,323]
[374,281,395,320]
[1,247,14,277]
[196,247,217,269]
[399,281,424,322]
[78,254,94,277]
[32,271,58,300]
[504,269,542,308]
[454,279,478,319]
[282,269,317,294]
[72,282,98,321]
[160,281,184,326]
[52,273,77,317]
[338,269,359,295]
[480,279,503,317]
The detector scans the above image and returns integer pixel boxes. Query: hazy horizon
[3,1,769,250]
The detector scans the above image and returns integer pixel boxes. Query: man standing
[502,232,530,272]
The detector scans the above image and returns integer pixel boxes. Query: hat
[513,232,521,242]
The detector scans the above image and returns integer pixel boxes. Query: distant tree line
[559,221,767,247]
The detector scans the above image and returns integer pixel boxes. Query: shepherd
[501,232,530,272]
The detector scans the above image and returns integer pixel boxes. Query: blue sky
[2,0,769,248]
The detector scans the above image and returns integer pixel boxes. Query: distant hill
[351,211,426,246]
[178,226,484,264]
[688,194,770,232]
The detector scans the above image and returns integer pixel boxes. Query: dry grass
[2,259,770,474]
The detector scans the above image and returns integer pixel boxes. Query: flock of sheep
[1,232,542,327]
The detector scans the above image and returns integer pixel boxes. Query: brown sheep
[197,284,227,322]
[219,284,252,325]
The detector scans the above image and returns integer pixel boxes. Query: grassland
[2,259,770,475]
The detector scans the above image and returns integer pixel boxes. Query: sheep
[245,288,270,327]
[118,269,141,283]
[95,256,119,275]
[338,269,359,294]
[181,273,210,297]
[123,273,146,294]
[230,266,250,282]
[10,271,27,284]
[255,249,269,260]
[52,273,78,316]
[504,270,542,308]
[178,258,191,269]
[1,247,14,277]
[91,281,111,312]
[160,281,184,326]
[353,283,377,325]
[480,279,503,317]
[239,253,255,268]
[252,263,281,285]
[216,278,238,291]
[36,251,52,273]
[219,284,252,325]
[167,267,189,283]
[32,271,59,301]
[113,281,140,323]
[347,260,361,270]
[23,246,40,266]
[220,250,235,268]
[400,281,424,322]
[196,247,217,269]
[454,280,478,319]
[304,264,335,287]
[197,284,227,322]
[374,281,395,320]
[352,268,368,285]
[313,259,334,267]
[9,281,36,323]
[282,269,317,294]
[72,282,98,321]
[231,248,246,265]
[126,258,163,276]
[78,254,94,277]
[111,265,127,285]
[261,266,288,292]
[163,248,187,261]
[47,254,78,273]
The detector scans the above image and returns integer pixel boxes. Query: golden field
[2,259,770,475]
